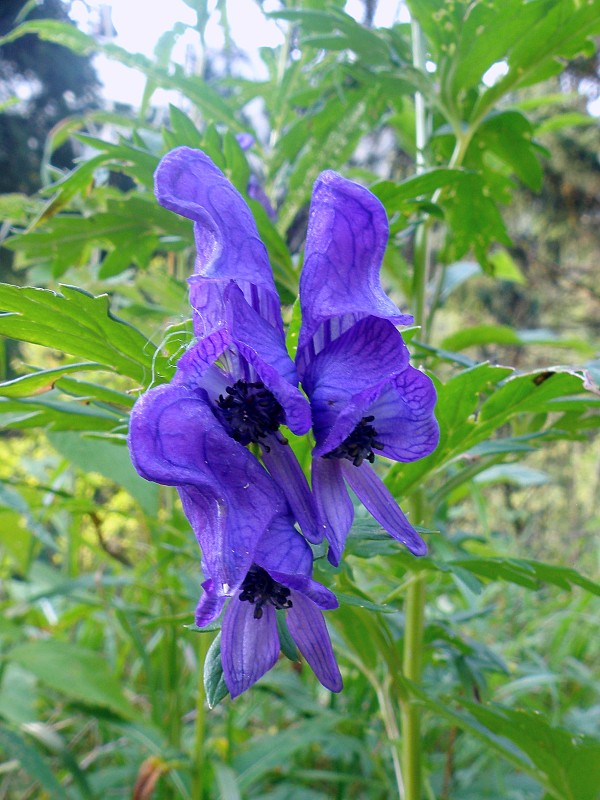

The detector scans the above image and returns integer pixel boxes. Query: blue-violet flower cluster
[128,146,439,698]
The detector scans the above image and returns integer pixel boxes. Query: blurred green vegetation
[0,1,599,798]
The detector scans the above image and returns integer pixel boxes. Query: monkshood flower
[297,171,440,566]
[128,378,289,595]
[195,510,342,698]
[152,147,319,543]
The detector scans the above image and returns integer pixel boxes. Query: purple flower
[298,171,440,566]
[195,512,342,698]
[158,147,320,541]
[128,379,288,595]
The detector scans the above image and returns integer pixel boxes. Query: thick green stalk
[400,568,427,800]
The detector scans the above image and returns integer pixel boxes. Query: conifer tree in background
[0,0,99,194]
[0,0,99,377]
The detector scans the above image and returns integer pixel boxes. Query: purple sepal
[312,457,354,567]
[221,597,280,698]
[269,572,338,610]
[341,461,427,556]
[287,592,343,693]
[297,170,413,374]
[367,367,440,462]
[261,440,322,543]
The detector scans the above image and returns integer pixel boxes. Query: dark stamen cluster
[239,565,293,620]
[325,415,383,467]
[216,380,285,446]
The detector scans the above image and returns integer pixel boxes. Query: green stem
[191,634,211,800]
[400,568,427,800]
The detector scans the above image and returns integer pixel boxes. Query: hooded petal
[312,456,354,567]
[221,595,280,698]
[297,171,413,374]
[368,366,439,462]
[261,440,321,543]
[155,147,281,332]
[340,461,427,556]
[128,383,283,591]
[287,591,343,693]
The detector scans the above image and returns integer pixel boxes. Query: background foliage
[0,1,599,798]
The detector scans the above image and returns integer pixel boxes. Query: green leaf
[285,299,302,361]
[0,283,169,384]
[474,0,600,119]
[473,463,550,487]
[405,680,545,785]
[386,363,513,496]
[371,168,467,212]
[47,431,157,516]
[536,111,596,135]
[168,104,203,147]
[56,376,134,409]
[6,640,140,720]
[441,324,522,352]
[448,0,545,94]
[213,762,242,800]
[0,483,57,552]
[461,702,600,800]
[470,111,543,191]
[0,362,108,398]
[0,193,41,225]
[438,260,481,302]
[7,195,176,279]
[0,394,124,433]
[204,632,228,708]
[448,557,600,596]
[277,84,383,230]
[0,727,64,796]
[478,369,588,424]
[233,717,341,790]
[440,324,592,355]
[223,130,251,195]
[276,610,299,662]
[487,249,526,284]
[440,173,512,267]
